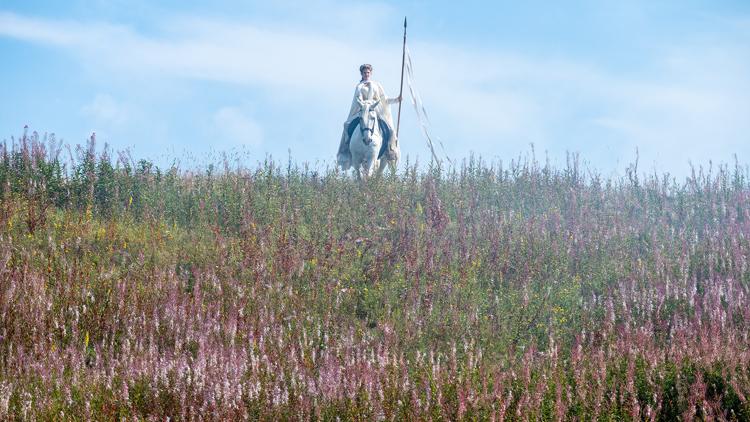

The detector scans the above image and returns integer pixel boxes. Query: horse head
[357,99,380,145]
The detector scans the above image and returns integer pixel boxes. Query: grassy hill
[2,130,749,420]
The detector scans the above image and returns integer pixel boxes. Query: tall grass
[1,128,749,420]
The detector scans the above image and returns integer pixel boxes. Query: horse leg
[386,158,397,175]
[365,155,380,179]
[362,160,372,180]
[376,158,388,177]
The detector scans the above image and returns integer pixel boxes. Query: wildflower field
[2,130,750,420]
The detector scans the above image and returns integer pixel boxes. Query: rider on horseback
[337,64,401,170]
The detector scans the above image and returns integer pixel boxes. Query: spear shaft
[396,17,407,137]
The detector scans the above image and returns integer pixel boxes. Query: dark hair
[359,64,373,73]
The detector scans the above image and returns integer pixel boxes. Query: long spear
[396,17,407,137]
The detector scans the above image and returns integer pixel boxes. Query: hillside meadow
[1,130,750,420]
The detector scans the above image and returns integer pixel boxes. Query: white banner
[405,45,452,165]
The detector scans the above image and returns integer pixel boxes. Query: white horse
[348,99,386,179]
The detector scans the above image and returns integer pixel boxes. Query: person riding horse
[337,64,401,170]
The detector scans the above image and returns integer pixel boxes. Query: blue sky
[1,1,749,177]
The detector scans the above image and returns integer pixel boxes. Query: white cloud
[0,11,134,47]
[412,38,749,170]
[0,11,383,97]
[212,107,263,147]
[588,44,750,173]
[81,94,130,126]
